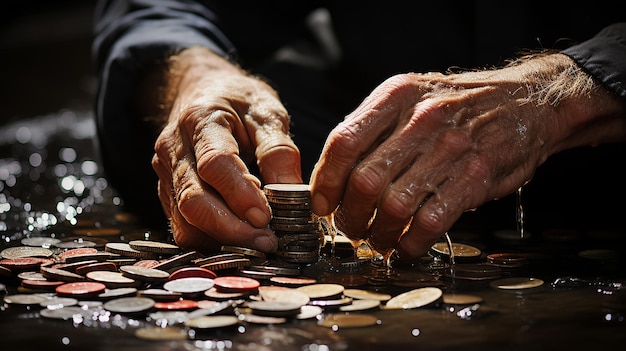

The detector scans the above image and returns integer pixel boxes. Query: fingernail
[254,235,276,253]
[246,207,270,228]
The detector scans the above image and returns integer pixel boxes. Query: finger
[186,107,272,228]
[242,101,302,184]
[173,154,278,253]
[152,153,173,219]
[367,125,473,252]
[310,93,404,215]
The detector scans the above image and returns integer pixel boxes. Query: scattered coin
[246,300,303,317]
[103,296,156,313]
[86,271,140,288]
[297,283,344,299]
[138,288,182,301]
[154,299,198,311]
[318,313,379,328]
[269,276,317,287]
[384,287,443,310]
[119,265,170,283]
[163,277,215,294]
[3,293,51,305]
[21,237,61,248]
[490,277,544,290]
[135,326,189,341]
[128,240,180,255]
[99,287,138,299]
[184,315,239,329]
[258,286,310,306]
[105,242,158,259]
[169,267,217,280]
[296,305,323,320]
[343,289,391,302]
[213,276,260,293]
[39,306,95,320]
[429,242,482,260]
[486,253,529,268]
[339,299,380,312]
[221,245,267,259]
[1,246,53,259]
[55,281,107,297]
[39,297,79,308]
[238,313,287,325]
[442,293,484,305]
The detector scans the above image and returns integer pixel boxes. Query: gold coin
[128,240,180,255]
[258,286,310,306]
[135,326,188,340]
[384,287,443,310]
[430,242,481,258]
[184,315,239,329]
[490,277,544,290]
[318,314,379,328]
[339,299,381,312]
[343,289,391,301]
[442,293,483,305]
[296,283,344,299]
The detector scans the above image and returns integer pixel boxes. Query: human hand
[310,53,625,262]
[151,47,302,253]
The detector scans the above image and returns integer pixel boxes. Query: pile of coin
[263,184,323,264]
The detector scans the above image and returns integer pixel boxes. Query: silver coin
[119,265,170,282]
[17,271,47,281]
[86,271,138,287]
[184,315,239,329]
[21,237,61,248]
[105,242,157,259]
[40,306,94,320]
[1,246,53,259]
[53,240,98,249]
[128,240,181,255]
[148,311,191,325]
[3,293,51,305]
[163,277,215,294]
[99,287,138,299]
[138,288,182,301]
[103,296,155,313]
[39,297,79,308]
[246,300,302,317]
[238,313,287,325]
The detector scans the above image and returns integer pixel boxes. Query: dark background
[0,0,96,124]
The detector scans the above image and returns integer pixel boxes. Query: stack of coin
[263,184,322,264]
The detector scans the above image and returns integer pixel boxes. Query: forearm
[514,53,626,154]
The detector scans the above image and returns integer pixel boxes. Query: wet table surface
[1,110,625,351]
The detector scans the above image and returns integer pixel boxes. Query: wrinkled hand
[310,53,624,262]
[151,47,302,253]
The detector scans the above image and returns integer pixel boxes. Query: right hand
[151,47,302,253]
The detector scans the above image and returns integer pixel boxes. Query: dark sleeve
[92,0,236,225]
[561,22,626,98]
